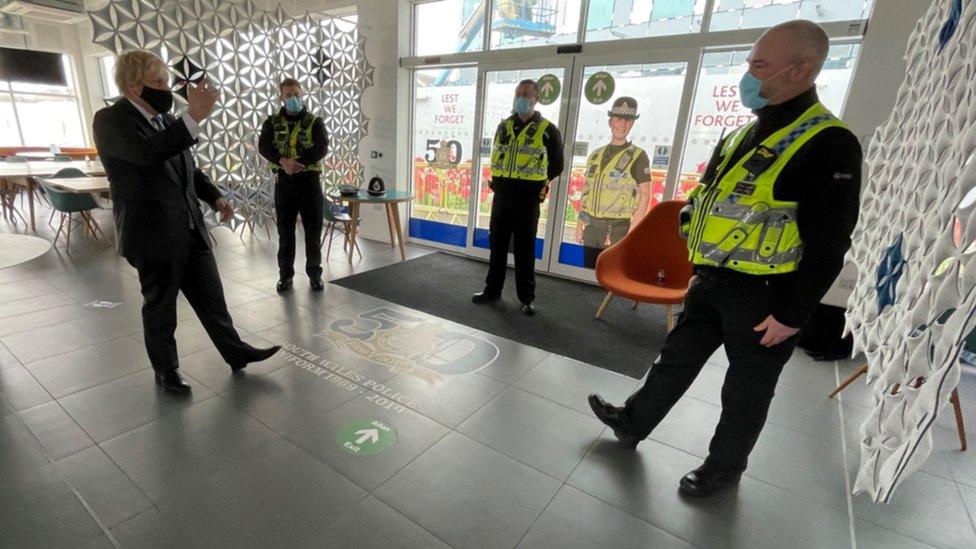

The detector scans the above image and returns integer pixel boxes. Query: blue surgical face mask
[513,96,534,116]
[739,64,796,110]
[284,96,303,114]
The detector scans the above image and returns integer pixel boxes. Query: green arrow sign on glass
[536,74,561,105]
[585,71,615,105]
[337,419,397,456]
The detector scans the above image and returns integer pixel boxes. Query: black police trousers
[624,267,797,473]
[485,191,540,303]
[274,173,324,280]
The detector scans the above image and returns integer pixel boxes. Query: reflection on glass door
[473,67,566,260]
[676,44,861,201]
[408,67,478,247]
[557,61,687,269]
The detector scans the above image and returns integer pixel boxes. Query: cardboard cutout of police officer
[587,20,862,497]
[472,79,564,316]
[575,96,652,268]
[259,78,329,293]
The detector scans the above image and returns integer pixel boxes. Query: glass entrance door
[467,62,572,270]
[549,58,692,277]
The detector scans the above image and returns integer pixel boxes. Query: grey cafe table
[327,189,413,262]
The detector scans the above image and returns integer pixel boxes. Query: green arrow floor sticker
[537,74,561,105]
[585,71,615,105]
[337,419,397,456]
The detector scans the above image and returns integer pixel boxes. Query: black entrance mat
[332,252,669,379]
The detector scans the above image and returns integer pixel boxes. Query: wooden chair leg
[595,292,614,319]
[65,213,73,249]
[951,389,967,451]
[631,301,639,310]
[665,304,676,331]
[828,364,868,398]
[53,213,65,246]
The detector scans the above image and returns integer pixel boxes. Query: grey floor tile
[852,468,976,549]
[319,496,451,549]
[100,397,279,503]
[469,330,551,384]
[18,401,93,460]
[515,354,637,415]
[382,369,506,428]
[176,334,287,394]
[226,295,316,333]
[459,386,604,480]
[0,293,77,326]
[0,413,50,476]
[0,463,103,547]
[286,391,449,491]
[0,277,59,304]
[375,431,561,549]
[253,314,344,357]
[110,508,190,549]
[221,360,362,434]
[0,312,141,363]
[26,337,152,399]
[568,437,860,548]
[0,264,40,283]
[59,370,216,443]
[218,278,274,308]
[0,364,52,410]
[43,269,142,303]
[130,317,247,361]
[155,438,366,546]
[0,303,89,339]
[855,518,939,549]
[77,534,116,549]
[56,445,153,529]
[0,341,20,370]
[519,485,692,548]
[645,396,720,458]
[0,392,12,416]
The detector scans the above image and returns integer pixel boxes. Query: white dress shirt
[127,97,201,138]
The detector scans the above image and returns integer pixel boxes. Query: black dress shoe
[310,278,325,291]
[155,369,191,393]
[276,278,293,293]
[471,291,501,304]
[679,464,742,497]
[520,302,536,316]
[231,345,282,372]
[587,394,640,448]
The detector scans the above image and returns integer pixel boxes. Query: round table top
[328,189,413,203]
[0,234,51,269]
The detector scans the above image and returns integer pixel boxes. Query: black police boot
[471,291,501,304]
[276,278,293,293]
[520,302,535,316]
[679,464,742,497]
[310,277,325,292]
[154,369,192,393]
[587,394,640,448]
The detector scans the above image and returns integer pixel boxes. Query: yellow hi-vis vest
[271,112,322,173]
[582,144,642,219]
[683,102,848,275]
[490,117,550,182]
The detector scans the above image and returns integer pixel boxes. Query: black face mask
[139,85,173,114]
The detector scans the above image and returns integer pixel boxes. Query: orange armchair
[594,200,693,330]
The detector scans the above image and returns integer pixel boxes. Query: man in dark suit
[93,50,280,393]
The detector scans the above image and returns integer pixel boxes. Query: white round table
[0,234,51,269]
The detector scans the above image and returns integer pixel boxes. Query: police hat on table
[607,96,639,120]
[367,175,386,196]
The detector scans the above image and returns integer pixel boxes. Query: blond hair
[114,50,167,91]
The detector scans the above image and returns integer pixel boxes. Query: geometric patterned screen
[89,0,374,231]
[846,0,974,503]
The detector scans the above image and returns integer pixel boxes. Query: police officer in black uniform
[471,79,564,316]
[259,77,328,292]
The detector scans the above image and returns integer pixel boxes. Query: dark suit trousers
[485,191,540,303]
[623,267,797,473]
[275,174,324,280]
[130,234,250,372]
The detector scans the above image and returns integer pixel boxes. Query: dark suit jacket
[93,99,222,262]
